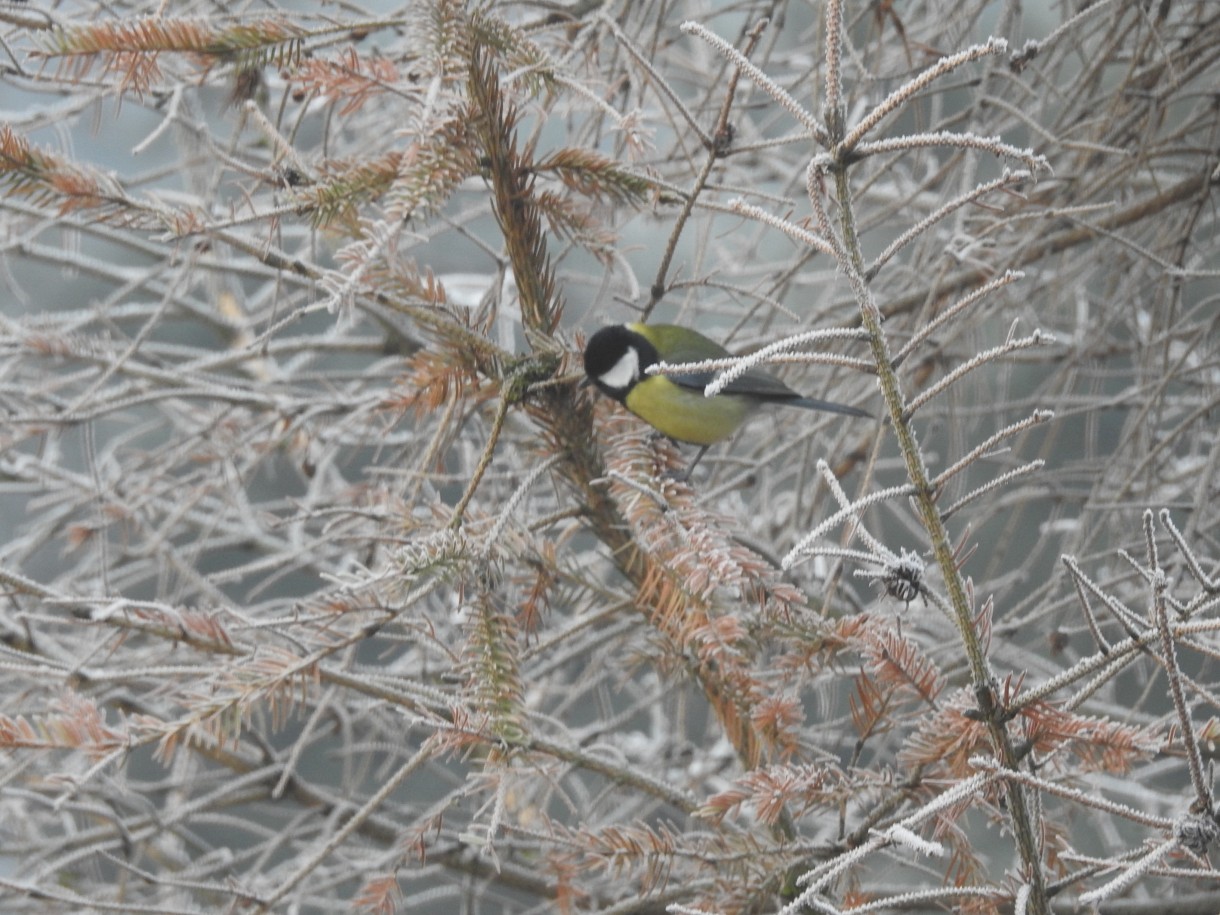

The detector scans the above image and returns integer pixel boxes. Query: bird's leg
[666,445,709,483]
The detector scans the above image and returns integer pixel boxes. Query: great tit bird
[583,322,869,475]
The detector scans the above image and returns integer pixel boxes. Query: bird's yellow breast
[624,377,750,446]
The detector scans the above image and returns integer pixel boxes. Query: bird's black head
[582,324,659,403]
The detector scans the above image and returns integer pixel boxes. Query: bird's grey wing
[662,335,868,414]
[661,339,798,399]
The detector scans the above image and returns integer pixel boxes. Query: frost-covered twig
[932,410,1053,488]
[905,328,1055,415]
[1077,838,1180,905]
[727,198,838,256]
[680,20,828,144]
[893,270,1024,366]
[701,327,868,396]
[841,131,1047,173]
[870,178,1030,281]
[785,473,916,570]
[940,461,1046,521]
[839,39,1009,152]
[784,772,996,910]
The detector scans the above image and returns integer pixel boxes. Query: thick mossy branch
[523,384,803,784]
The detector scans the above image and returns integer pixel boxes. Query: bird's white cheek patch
[599,347,640,390]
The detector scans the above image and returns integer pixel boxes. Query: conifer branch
[467,46,559,335]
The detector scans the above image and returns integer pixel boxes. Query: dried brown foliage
[1,2,1218,914]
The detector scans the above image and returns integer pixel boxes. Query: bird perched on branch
[583,322,869,477]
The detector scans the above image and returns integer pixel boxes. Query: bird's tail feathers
[790,396,871,419]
